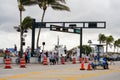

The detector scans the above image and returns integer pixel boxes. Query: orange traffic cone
[43,56,48,65]
[61,57,65,64]
[80,62,85,70]
[72,58,76,64]
[80,58,83,63]
[20,58,26,68]
[87,63,92,70]
[4,58,12,69]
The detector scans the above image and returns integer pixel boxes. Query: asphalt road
[0,61,120,80]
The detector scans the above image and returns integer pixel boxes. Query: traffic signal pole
[80,28,82,58]
[31,20,106,57]
[31,19,35,57]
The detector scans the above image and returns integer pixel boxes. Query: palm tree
[105,35,114,53]
[19,0,70,48]
[98,33,106,44]
[17,0,26,57]
[82,45,92,56]
[17,0,36,57]
[117,39,120,52]
[114,40,119,53]
[22,16,33,30]
[35,0,70,48]
[114,39,120,52]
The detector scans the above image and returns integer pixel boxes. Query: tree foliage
[82,45,92,56]
[78,45,92,55]
[22,16,33,30]
[98,33,106,44]
[34,0,70,48]
[105,35,114,53]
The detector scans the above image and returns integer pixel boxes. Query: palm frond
[51,2,70,11]
[57,0,66,3]
[18,3,25,11]
[22,16,33,29]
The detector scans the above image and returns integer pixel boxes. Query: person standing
[5,48,10,58]
[41,50,45,64]
[49,52,53,65]
[27,50,31,63]
[23,51,27,63]
[26,46,31,52]
[37,46,41,55]
[14,44,17,55]
[37,52,41,63]
[64,45,67,54]
[51,53,56,65]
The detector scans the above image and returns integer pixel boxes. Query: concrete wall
[0,57,38,64]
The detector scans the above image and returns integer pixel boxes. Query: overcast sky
[0,0,120,51]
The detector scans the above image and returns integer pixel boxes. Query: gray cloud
[0,0,120,50]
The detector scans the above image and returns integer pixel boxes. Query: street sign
[62,28,68,32]
[36,22,46,28]
[74,29,80,34]
[50,25,81,34]
[68,29,74,33]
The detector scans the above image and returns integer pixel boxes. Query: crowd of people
[1,44,119,65]
[1,45,70,64]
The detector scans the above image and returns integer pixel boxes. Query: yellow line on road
[0,78,7,80]
[0,72,41,80]
[0,67,120,80]
[63,77,78,80]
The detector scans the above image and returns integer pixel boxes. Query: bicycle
[15,57,20,64]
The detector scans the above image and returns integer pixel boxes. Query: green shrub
[0,53,4,57]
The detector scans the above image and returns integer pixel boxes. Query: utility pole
[80,28,83,58]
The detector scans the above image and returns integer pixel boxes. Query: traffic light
[17,27,20,32]
[24,29,28,33]
[21,37,25,46]
[50,25,61,31]
[22,42,25,46]
[42,42,45,46]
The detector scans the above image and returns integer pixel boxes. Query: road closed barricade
[4,58,12,69]
[20,58,26,68]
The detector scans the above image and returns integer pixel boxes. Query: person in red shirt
[24,51,28,63]
[4,48,10,58]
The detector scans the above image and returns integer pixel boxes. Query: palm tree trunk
[117,47,119,53]
[36,9,46,48]
[114,47,115,53]
[20,10,23,58]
